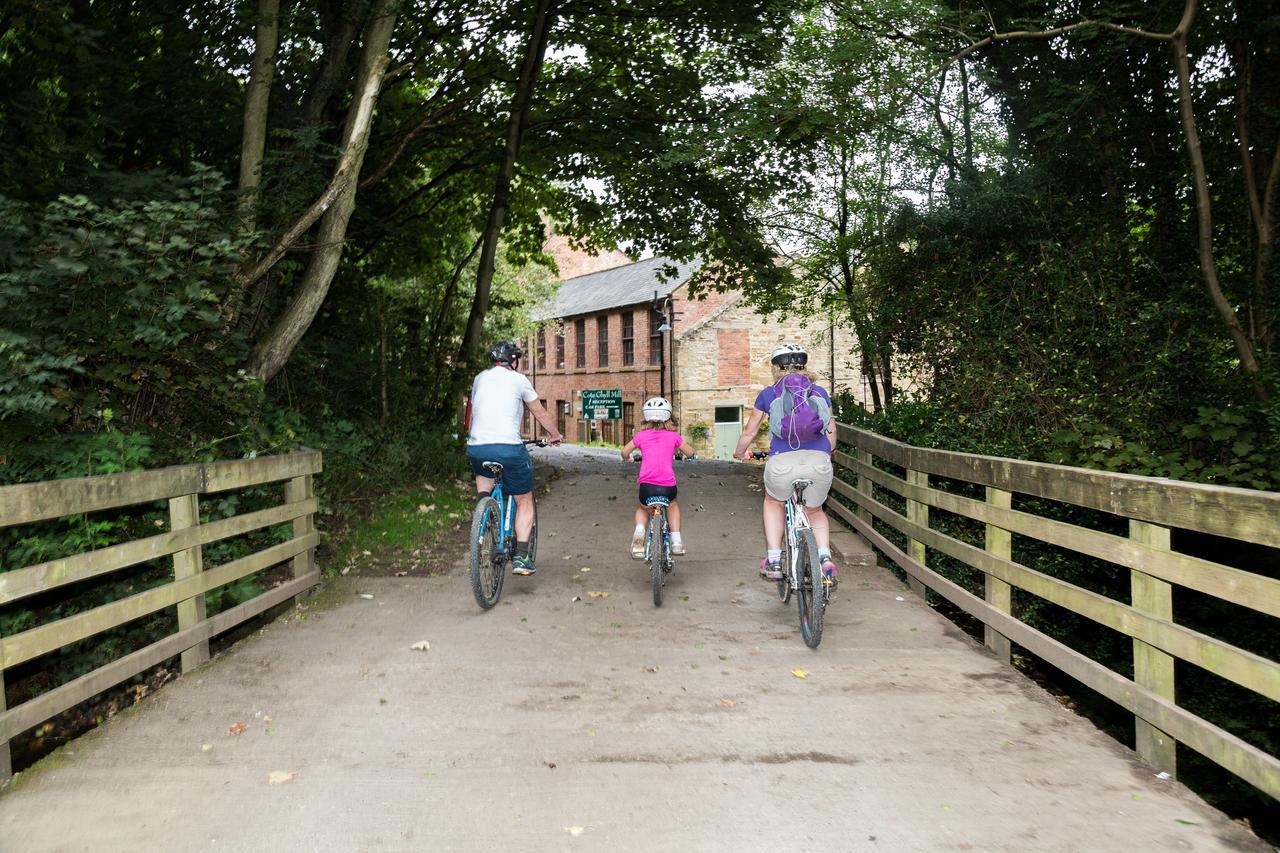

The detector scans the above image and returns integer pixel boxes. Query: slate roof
[531,256,701,321]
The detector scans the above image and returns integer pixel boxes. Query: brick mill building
[524,256,872,459]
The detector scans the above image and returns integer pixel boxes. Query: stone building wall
[672,294,869,458]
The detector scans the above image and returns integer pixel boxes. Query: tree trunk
[862,350,883,412]
[879,347,894,407]
[959,56,973,171]
[456,0,557,365]
[379,296,389,423]
[302,0,369,127]
[248,0,400,383]
[222,0,280,329]
[237,0,280,233]
[1170,24,1269,399]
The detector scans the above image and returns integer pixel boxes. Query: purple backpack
[768,375,831,447]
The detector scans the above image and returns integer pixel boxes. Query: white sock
[670,532,683,545]
[633,524,645,537]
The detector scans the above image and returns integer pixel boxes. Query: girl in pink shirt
[620,397,694,558]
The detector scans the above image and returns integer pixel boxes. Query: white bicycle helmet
[642,396,673,422]
[770,343,808,368]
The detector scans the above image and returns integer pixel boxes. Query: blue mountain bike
[469,440,544,610]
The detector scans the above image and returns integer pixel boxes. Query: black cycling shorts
[638,483,677,504]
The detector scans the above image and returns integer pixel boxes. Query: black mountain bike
[642,493,674,607]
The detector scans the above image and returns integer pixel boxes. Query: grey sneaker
[512,555,536,576]
[671,539,686,556]
[630,533,646,559]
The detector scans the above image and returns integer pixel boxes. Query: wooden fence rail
[0,450,322,779]
[828,423,1280,802]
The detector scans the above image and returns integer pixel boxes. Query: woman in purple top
[733,344,838,588]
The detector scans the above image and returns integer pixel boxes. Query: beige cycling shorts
[762,450,834,507]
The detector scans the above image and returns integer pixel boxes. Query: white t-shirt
[468,366,539,446]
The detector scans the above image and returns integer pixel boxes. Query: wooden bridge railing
[0,450,322,779]
[827,423,1279,802]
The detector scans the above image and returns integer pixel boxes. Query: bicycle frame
[642,499,671,563]
[480,471,517,555]
[782,482,813,588]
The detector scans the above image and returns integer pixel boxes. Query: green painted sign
[581,388,623,420]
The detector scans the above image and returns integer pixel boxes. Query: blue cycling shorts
[467,443,534,495]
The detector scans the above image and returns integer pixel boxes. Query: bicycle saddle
[643,496,672,507]
[791,478,814,490]
[482,461,504,476]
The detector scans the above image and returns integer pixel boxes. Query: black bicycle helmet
[487,340,524,367]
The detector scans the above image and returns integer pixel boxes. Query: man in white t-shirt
[467,340,563,575]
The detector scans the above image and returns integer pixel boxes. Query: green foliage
[0,166,251,430]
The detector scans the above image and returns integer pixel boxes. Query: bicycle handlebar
[525,439,548,447]
[750,451,769,460]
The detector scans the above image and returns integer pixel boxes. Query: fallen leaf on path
[361,550,372,556]
[266,771,296,785]
[562,555,573,560]
[791,668,809,679]
[571,595,581,603]
[394,571,408,577]
[565,826,585,836]
[580,566,591,572]
[643,666,658,672]
[228,722,248,736]
[263,715,272,724]
[201,743,213,752]
[359,593,374,600]
[417,504,436,513]
[341,567,351,575]
[940,804,953,812]
[410,641,431,652]
[894,596,905,602]
[587,591,609,599]
[719,698,737,708]
[546,761,557,769]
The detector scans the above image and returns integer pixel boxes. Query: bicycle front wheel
[795,528,824,648]
[649,511,666,607]
[469,497,504,609]
[526,493,539,566]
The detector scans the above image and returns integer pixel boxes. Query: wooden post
[286,475,316,586]
[856,449,873,526]
[904,469,928,598]
[984,487,1013,663]
[169,494,210,672]
[1130,519,1176,777]
[1,668,11,780]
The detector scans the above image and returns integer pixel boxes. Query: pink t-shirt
[632,429,685,487]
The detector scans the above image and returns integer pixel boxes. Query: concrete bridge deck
[0,447,1266,852]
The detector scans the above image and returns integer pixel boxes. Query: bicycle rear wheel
[777,532,793,604]
[795,528,824,648]
[648,511,666,607]
[469,497,504,609]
